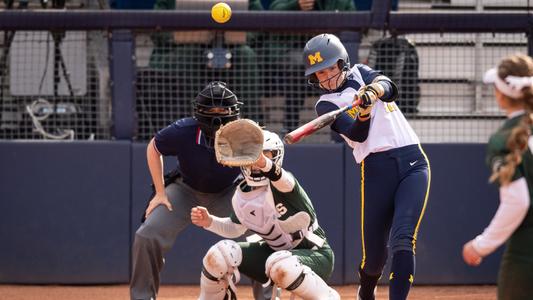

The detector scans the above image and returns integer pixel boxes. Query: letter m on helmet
[308,52,323,65]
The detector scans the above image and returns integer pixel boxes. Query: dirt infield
[0,284,496,300]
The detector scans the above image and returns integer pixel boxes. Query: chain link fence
[0,9,529,143]
[0,29,111,140]
[135,30,526,143]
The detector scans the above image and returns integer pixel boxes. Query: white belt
[305,219,325,248]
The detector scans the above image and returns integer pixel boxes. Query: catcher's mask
[303,33,350,92]
[193,81,242,143]
[241,130,284,187]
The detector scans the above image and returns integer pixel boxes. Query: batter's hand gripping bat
[284,97,362,144]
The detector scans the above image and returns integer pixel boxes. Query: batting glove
[357,83,385,109]
[353,94,372,119]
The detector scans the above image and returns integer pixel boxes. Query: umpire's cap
[303,33,350,77]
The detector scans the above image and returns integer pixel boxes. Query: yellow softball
[211,2,232,24]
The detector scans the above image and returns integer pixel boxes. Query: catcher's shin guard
[265,251,339,300]
[200,272,236,300]
[199,240,242,300]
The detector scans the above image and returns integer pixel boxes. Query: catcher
[190,120,340,300]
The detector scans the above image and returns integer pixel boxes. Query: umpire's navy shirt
[154,117,240,193]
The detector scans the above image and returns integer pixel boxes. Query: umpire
[130,81,242,300]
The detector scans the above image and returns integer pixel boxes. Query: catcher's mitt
[214,119,264,167]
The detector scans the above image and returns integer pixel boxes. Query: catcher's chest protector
[233,186,300,251]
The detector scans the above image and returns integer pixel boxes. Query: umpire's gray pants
[129,179,271,300]
[130,178,235,300]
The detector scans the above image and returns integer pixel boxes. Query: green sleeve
[151,0,175,47]
[230,212,241,224]
[153,0,175,10]
[343,0,356,10]
[249,0,264,10]
[246,0,264,44]
[486,133,523,185]
[269,0,300,10]
[318,0,355,10]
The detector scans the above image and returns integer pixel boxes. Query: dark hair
[490,53,533,185]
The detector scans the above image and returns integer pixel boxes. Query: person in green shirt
[191,130,339,300]
[462,53,533,300]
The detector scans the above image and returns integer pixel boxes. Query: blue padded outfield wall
[0,141,131,284]
[0,142,500,285]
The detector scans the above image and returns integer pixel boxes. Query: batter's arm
[358,64,398,102]
[371,75,399,103]
[317,101,370,142]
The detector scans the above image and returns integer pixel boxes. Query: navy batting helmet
[303,34,350,88]
[193,81,241,141]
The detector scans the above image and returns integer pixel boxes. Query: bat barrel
[283,103,356,144]
[284,126,309,144]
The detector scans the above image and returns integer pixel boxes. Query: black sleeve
[377,79,399,103]
[358,64,399,102]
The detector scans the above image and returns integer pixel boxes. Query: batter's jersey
[154,117,240,193]
[486,112,533,261]
[316,64,420,163]
[230,176,328,250]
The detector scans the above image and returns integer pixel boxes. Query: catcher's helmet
[193,81,241,140]
[303,34,350,88]
[241,130,285,187]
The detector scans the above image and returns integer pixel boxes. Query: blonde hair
[490,53,533,185]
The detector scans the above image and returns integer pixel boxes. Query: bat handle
[348,97,362,110]
[284,97,363,145]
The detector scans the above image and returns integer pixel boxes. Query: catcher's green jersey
[230,175,328,250]
[486,113,533,261]
[229,175,335,283]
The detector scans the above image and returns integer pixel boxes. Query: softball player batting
[190,130,339,300]
[302,33,431,300]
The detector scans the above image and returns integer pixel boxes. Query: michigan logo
[308,52,323,65]
[385,102,398,113]
[346,106,359,119]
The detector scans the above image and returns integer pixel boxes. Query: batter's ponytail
[490,54,533,185]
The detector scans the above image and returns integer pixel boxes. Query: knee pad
[199,240,242,300]
[265,251,339,300]
[203,240,242,280]
[265,251,303,289]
